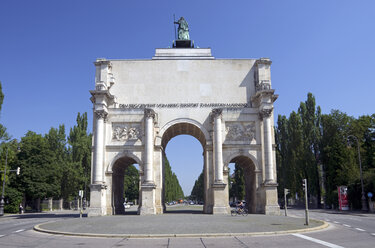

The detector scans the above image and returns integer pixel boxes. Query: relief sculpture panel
[112,123,142,141]
[225,122,256,142]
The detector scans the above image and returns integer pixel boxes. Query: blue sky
[1,1,374,195]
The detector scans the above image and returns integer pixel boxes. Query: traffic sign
[368,192,373,198]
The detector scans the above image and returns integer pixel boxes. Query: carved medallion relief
[225,122,256,142]
[112,123,142,141]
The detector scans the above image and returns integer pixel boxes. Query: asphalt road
[0,208,374,247]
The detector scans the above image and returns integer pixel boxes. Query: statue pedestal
[173,40,194,48]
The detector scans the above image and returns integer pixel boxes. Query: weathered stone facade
[89,48,280,216]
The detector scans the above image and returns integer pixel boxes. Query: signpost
[303,179,309,225]
[284,188,290,216]
[79,190,83,218]
[368,192,373,212]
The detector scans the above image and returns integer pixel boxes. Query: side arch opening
[228,155,257,213]
[112,156,140,215]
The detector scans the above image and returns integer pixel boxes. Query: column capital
[95,110,108,120]
[210,108,223,122]
[259,107,273,120]
[144,108,156,119]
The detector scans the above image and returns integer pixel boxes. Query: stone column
[260,108,274,183]
[212,109,224,183]
[139,109,157,215]
[144,109,156,183]
[93,110,107,184]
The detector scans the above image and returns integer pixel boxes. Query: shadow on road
[12,213,87,219]
[164,209,203,214]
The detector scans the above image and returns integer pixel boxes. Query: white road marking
[0,235,5,238]
[333,221,340,224]
[13,229,25,233]
[371,233,375,236]
[325,219,330,222]
[343,224,351,227]
[355,228,365,232]
[293,233,345,248]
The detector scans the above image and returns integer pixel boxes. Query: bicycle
[231,207,248,216]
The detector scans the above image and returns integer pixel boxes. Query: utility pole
[284,188,290,216]
[303,179,309,225]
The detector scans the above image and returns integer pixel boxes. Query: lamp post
[348,135,368,211]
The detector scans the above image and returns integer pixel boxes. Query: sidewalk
[34,208,327,238]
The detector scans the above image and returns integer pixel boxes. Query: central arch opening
[161,121,207,214]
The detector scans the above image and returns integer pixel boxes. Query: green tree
[1,140,23,213]
[17,131,61,201]
[67,112,92,200]
[191,170,204,201]
[298,93,322,207]
[320,110,357,207]
[163,155,184,202]
[0,81,9,141]
[123,165,139,202]
[231,163,245,201]
[45,125,67,199]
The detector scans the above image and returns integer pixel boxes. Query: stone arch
[226,153,258,213]
[224,150,259,172]
[157,118,210,148]
[158,118,209,213]
[110,153,142,215]
[107,151,143,174]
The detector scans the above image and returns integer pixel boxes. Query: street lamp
[347,135,368,211]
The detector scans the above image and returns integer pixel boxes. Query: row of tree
[163,156,184,202]
[0,79,185,212]
[276,93,375,209]
[1,113,92,213]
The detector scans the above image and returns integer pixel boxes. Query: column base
[262,183,280,215]
[139,182,156,215]
[212,182,230,214]
[88,184,107,217]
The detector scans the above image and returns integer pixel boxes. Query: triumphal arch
[89,46,280,216]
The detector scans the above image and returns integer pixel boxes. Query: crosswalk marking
[293,233,345,248]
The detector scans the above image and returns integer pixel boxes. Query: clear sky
[1,0,374,195]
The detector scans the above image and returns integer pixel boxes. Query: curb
[33,220,329,239]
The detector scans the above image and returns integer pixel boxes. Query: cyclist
[237,201,244,213]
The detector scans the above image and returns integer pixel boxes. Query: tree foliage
[191,170,204,201]
[164,156,184,202]
[276,93,375,209]
[123,165,139,202]
[229,164,245,201]
[1,112,92,213]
